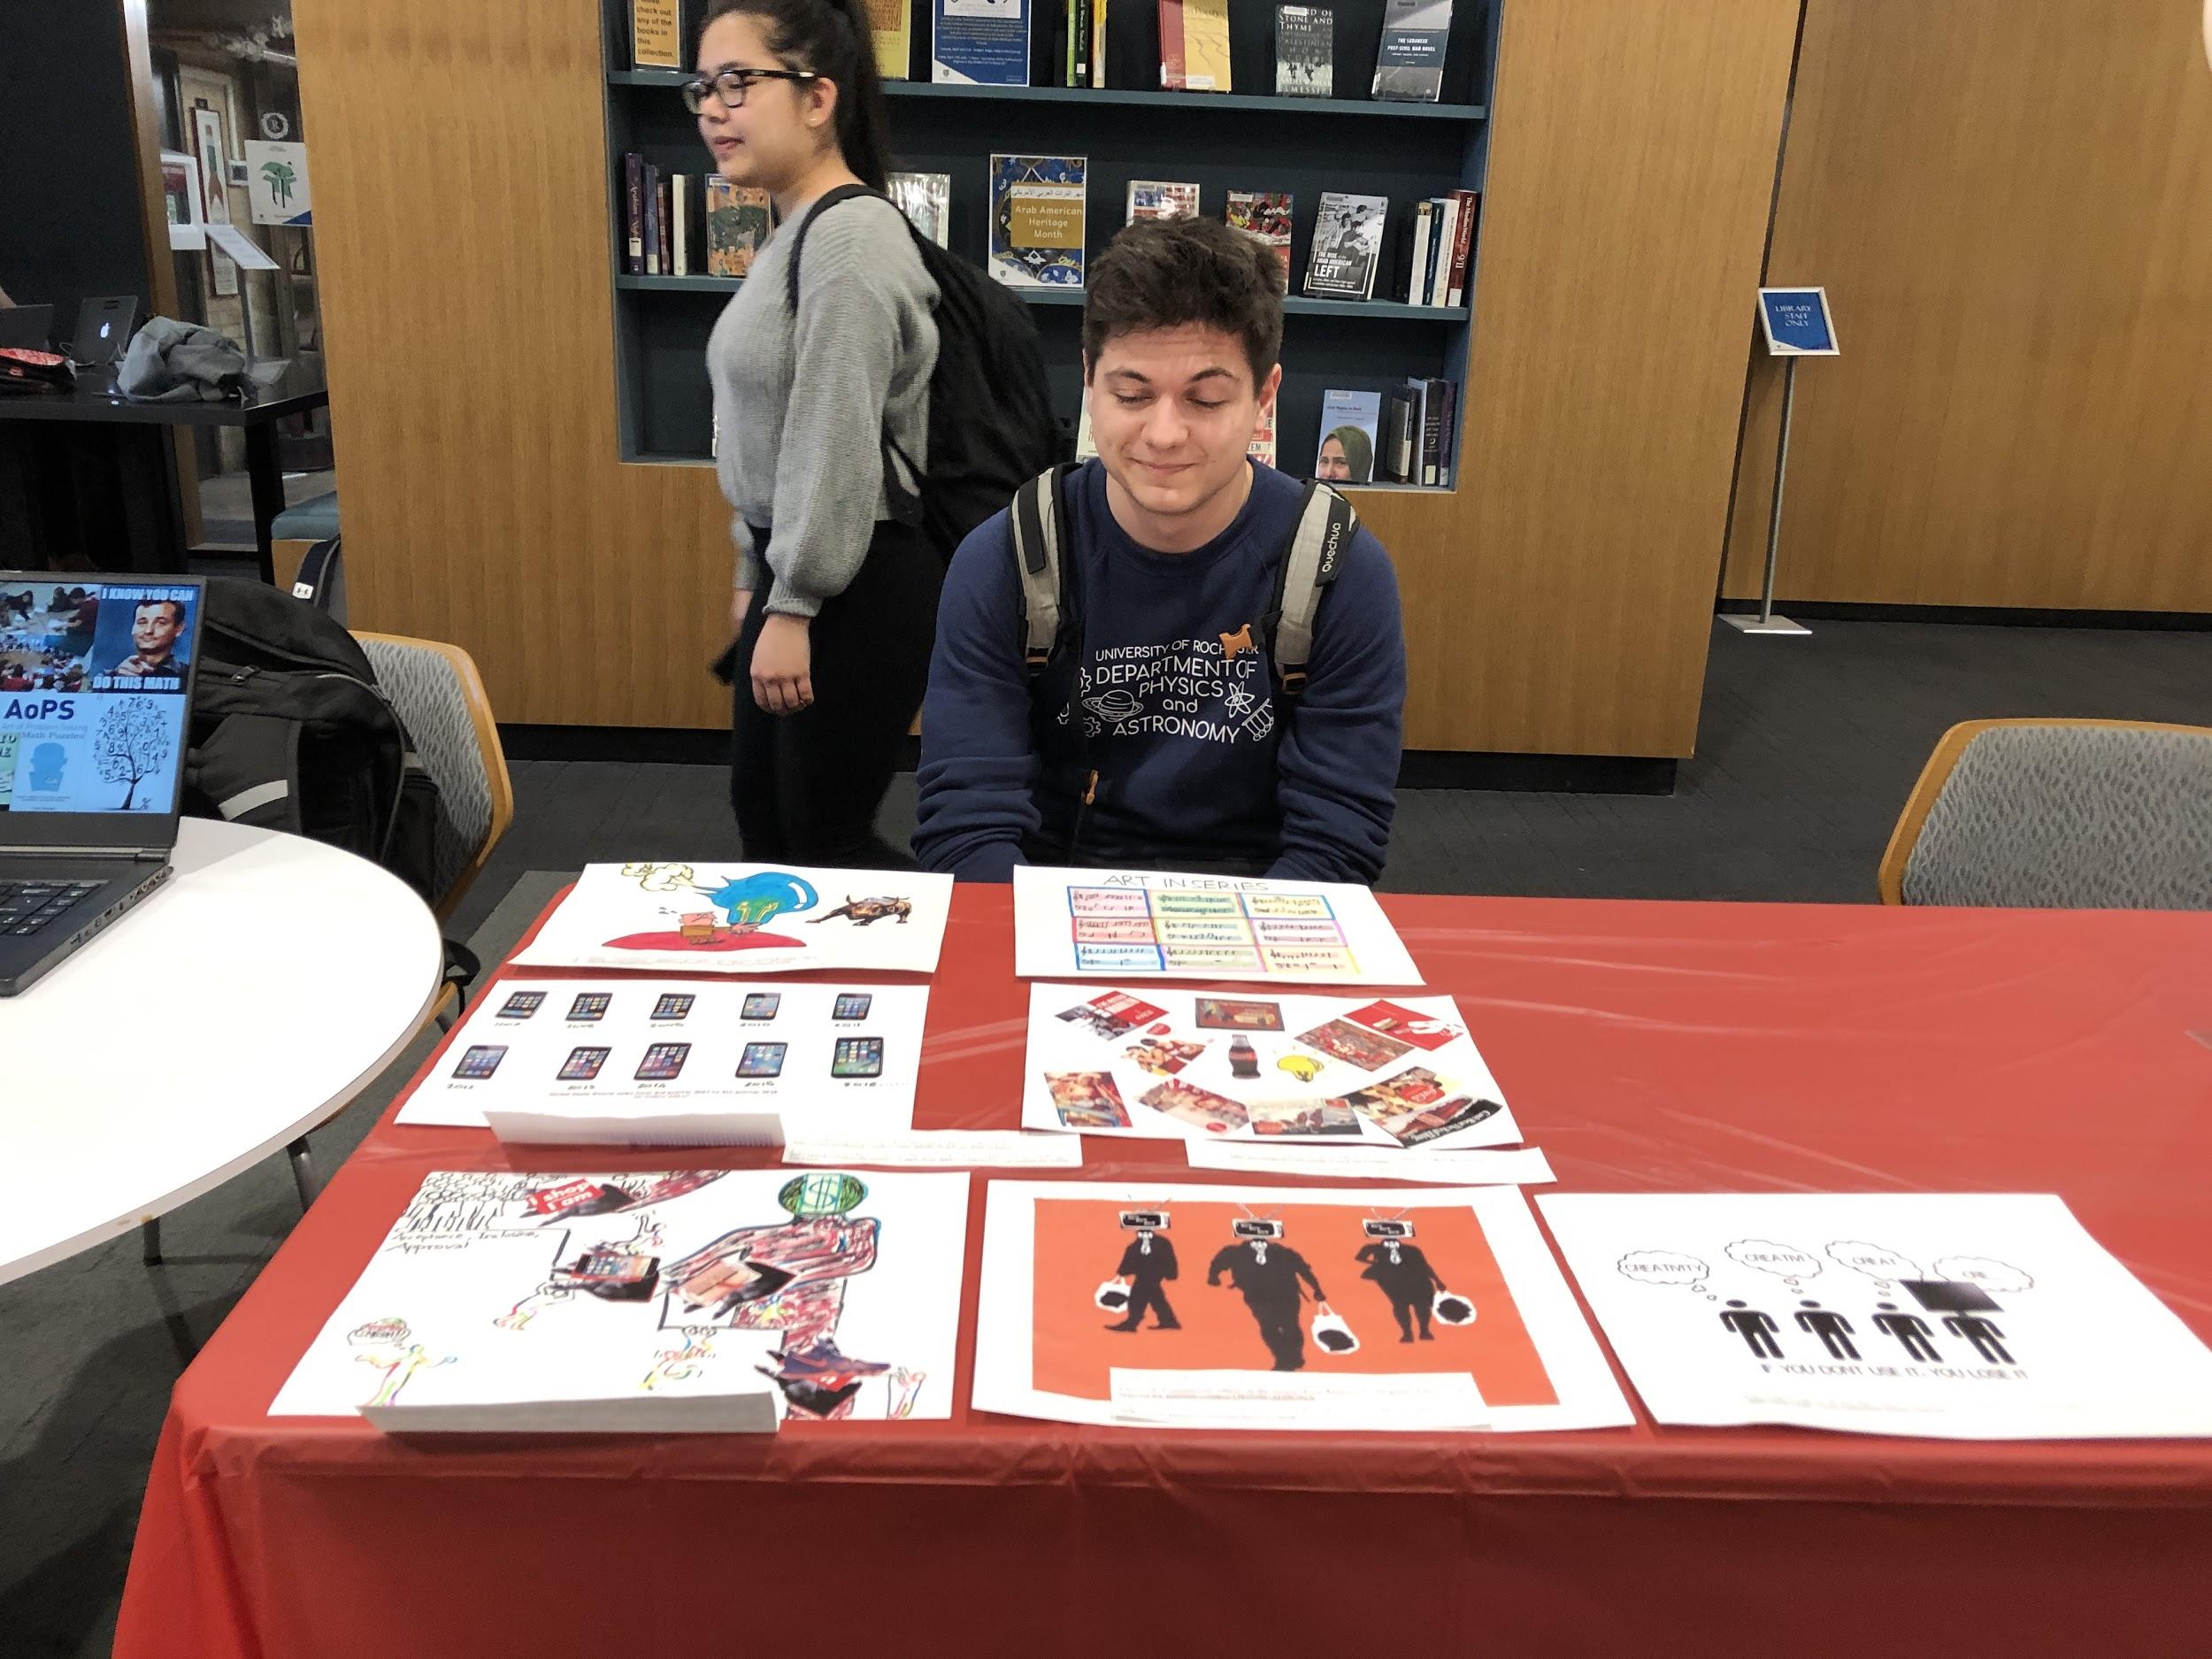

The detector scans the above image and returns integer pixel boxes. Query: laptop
[0,574,206,995]
[0,303,55,352]
[70,296,138,366]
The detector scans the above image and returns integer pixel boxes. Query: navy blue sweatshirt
[913,459,1405,883]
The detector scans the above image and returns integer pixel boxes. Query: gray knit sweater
[707,191,939,617]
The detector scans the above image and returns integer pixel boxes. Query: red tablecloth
[116,890,2212,1658]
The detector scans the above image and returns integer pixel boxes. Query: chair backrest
[353,631,513,919]
[1879,718,2212,910]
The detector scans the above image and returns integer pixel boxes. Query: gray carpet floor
[7,615,2211,1655]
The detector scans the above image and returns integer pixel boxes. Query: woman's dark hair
[1322,424,1372,480]
[701,0,892,191]
[1082,215,1284,389]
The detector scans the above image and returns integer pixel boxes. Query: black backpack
[786,185,1070,558]
[182,577,442,902]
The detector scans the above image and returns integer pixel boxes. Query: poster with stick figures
[972,1181,1631,1431]
[513,862,954,976]
[271,1168,969,1430]
[1540,1193,2212,1440]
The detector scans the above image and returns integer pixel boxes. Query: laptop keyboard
[0,880,107,936]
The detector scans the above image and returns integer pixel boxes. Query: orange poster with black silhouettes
[972,1181,1632,1431]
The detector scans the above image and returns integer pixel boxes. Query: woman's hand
[750,612,813,714]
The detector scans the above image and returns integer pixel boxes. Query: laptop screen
[0,579,202,817]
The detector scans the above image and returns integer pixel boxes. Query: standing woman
[694,0,940,866]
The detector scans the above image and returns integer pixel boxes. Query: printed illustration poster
[1025,983,1518,1149]
[513,862,953,977]
[394,979,928,1143]
[972,1181,1631,1431]
[1012,865,1423,986]
[1540,1192,2212,1440]
[272,1168,970,1428]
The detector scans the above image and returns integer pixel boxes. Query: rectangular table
[114,888,2212,1658]
[0,361,328,582]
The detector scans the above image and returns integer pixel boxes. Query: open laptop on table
[0,574,205,995]
[69,296,138,366]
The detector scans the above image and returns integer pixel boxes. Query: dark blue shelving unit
[602,1,1502,475]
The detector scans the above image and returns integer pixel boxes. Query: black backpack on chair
[786,185,1070,558]
[181,577,442,901]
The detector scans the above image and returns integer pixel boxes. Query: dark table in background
[111,887,2212,1659]
[0,358,327,582]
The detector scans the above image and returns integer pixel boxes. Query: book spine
[671,174,687,276]
[1436,377,1457,488]
[1429,196,1456,306]
[625,154,644,275]
[1425,198,1447,306]
[657,179,673,275]
[1092,0,1109,85]
[1386,392,1414,482]
[1447,188,1478,306]
[1409,201,1432,305]
[1158,0,1185,88]
[1421,377,1443,486]
[643,164,662,275]
[1073,0,1091,85]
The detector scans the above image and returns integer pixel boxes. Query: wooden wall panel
[1723,1,2212,611]
[1389,0,1800,756]
[295,0,732,726]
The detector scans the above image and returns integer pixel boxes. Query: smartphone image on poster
[650,994,695,1022]
[635,1042,693,1081]
[832,992,873,1021]
[831,1036,885,1079]
[452,1045,508,1080]
[736,1041,788,1079]
[557,1046,612,1081]
[741,993,782,1021]
[568,993,612,1023]
[497,990,546,1019]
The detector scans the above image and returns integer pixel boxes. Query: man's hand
[731,588,752,632]
[750,612,813,715]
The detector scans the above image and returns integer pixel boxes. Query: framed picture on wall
[193,104,239,298]
[160,150,207,250]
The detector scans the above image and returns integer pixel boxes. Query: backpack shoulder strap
[1265,480,1359,701]
[1012,464,1079,679]
[784,184,886,313]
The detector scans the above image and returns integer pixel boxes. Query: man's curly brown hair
[1081,214,1284,391]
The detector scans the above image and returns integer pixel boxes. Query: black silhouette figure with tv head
[1356,1218,1443,1342]
[1105,1210,1180,1333]
[1208,1218,1324,1371]
[1901,1278,2016,1365]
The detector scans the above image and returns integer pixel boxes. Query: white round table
[0,818,442,1285]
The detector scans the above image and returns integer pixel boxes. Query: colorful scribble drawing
[809,895,914,927]
[620,862,698,892]
[605,869,822,955]
[659,1172,887,1420]
[889,1367,927,1419]
[642,1326,720,1391]
[348,1319,456,1406]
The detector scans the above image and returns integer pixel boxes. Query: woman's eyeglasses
[682,65,819,113]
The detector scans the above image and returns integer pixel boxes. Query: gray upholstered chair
[1879,719,2212,909]
[352,632,514,922]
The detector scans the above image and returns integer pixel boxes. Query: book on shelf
[630,0,683,68]
[1248,398,1278,467]
[670,173,688,276]
[1434,376,1457,487]
[1182,0,1231,89]
[989,154,1087,288]
[1372,0,1450,102]
[1090,0,1110,85]
[1274,4,1332,97]
[888,171,953,246]
[1126,180,1199,223]
[706,177,772,277]
[1445,188,1479,306]
[1407,199,1434,305]
[1066,0,1093,85]
[1382,386,1416,481]
[1225,189,1292,294]
[1410,375,1443,485]
[1158,0,1185,88]
[934,0,1031,84]
[642,163,662,275]
[868,0,913,78]
[624,154,645,275]
[1317,388,1380,483]
[1303,191,1386,300]
[657,175,674,277]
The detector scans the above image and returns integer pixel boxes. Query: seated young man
[912,214,1406,884]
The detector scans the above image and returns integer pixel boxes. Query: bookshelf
[602,0,1502,476]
